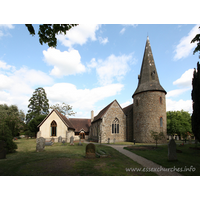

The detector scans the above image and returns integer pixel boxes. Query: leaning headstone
[70,136,74,145]
[168,139,177,161]
[85,143,96,158]
[0,140,6,159]
[108,138,110,144]
[36,137,45,152]
[58,136,62,143]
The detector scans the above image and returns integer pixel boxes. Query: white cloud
[98,37,108,45]
[0,60,15,71]
[0,60,54,112]
[166,99,192,113]
[56,24,100,47]
[120,28,126,35]
[120,100,132,108]
[173,68,194,88]
[166,88,190,98]
[88,53,134,85]
[174,24,200,60]
[0,24,14,29]
[43,48,86,77]
[45,83,124,111]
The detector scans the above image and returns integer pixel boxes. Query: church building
[37,37,167,143]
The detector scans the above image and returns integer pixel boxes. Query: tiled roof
[92,100,114,123]
[69,118,91,133]
[122,104,133,115]
[132,37,166,97]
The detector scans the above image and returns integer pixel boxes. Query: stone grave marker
[168,139,177,161]
[62,140,66,146]
[70,136,74,145]
[58,136,62,143]
[36,137,45,152]
[78,137,82,146]
[113,138,116,144]
[0,140,6,159]
[45,141,53,146]
[85,143,96,158]
[108,138,110,144]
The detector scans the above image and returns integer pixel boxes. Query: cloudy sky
[0,24,199,118]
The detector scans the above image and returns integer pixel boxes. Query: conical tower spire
[132,37,166,97]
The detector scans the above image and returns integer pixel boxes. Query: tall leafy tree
[191,26,200,59]
[192,62,200,142]
[26,87,49,123]
[167,110,192,138]
[25,24,78,47]
[50,102,76,116]
[0,104,25,152]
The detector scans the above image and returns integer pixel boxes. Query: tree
[192,62,200,142]
[28,115,47,138]
[0,104,25,152]
[167,110,192,139]
[150,131,164,148]
[50,102,76,116]
[191,26,200,59]
[25,24,78,47]
[26,87,49,123]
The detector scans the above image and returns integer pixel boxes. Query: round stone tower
[132,37,167,143]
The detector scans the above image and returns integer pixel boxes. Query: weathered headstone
[0,140,6,159]
[78,137,82,146]
[85,143,96,158]
[58,136,62,143]
[168,139,177,161]
[36,137,45,152]
[113,138,116,144]
[62,140,66,146]
[176,136,179,140]
[108,138,110,144]
[45,141,53,146]
[70,136,74,145]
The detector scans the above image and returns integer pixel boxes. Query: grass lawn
[124,142,200,176]
[0,138,156,176]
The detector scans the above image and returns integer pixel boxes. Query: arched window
[160,117,163,127]
[112,118,119,134]
[51,120,57,136]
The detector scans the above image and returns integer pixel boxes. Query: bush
[0,125,17,152]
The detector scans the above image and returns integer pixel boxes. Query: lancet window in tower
[51,120,57,136]
[160,117,163,127]
[160,97,162,104]
[112,118,119,134]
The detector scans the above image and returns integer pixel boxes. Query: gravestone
[85,143,96,158]
[108,138,110,144]
[70,136,74,145]
[62,140,66,146]
[113,138,116,144]
[58,136,62,143]
[168,139,177,161]
[176,136,179,140]
[45,141,53,146]
[78,137,82,146]
[36,137,45,152]
[0,140,6,159]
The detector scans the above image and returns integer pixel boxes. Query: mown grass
[0,138,156,176]
[124,142,200,176]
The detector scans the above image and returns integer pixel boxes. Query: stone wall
[125,106,133,142]
[133,91,167,143]
[101,101,126,143]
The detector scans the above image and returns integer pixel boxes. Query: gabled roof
[122,103,133,115]
[37,109,75,130]
[92,100,125,123]
[132,37,166,97]
[69,118,91,133]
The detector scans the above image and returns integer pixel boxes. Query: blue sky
[0,24,199,118]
